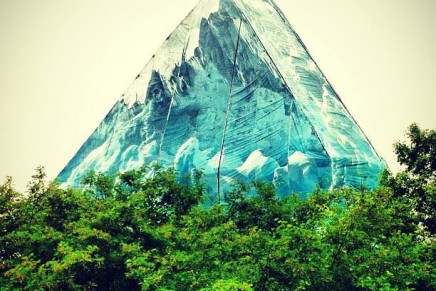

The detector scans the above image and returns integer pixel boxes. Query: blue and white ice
[58,0,385,202]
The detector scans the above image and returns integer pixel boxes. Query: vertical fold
[217,18,243,199]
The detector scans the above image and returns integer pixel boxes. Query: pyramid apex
[59,0,384,199]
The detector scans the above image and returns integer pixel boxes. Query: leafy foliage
[382,123,436,234]
[0,124,435,290]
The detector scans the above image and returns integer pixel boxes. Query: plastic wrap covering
[58,0,385,200]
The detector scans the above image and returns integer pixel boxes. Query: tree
[395,123,435,180]
[1,124,435,289]
[383,123,436,234]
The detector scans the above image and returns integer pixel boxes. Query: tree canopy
[0,124,434,290]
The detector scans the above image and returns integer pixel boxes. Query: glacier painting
[58,0,385,202]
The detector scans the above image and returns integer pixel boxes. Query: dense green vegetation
[1,124,434,290]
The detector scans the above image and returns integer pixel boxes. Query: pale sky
[1,0,435,192]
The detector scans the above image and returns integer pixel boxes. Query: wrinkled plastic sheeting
[58,0,385,202]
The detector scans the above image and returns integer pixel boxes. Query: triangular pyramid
[58,0,385,200]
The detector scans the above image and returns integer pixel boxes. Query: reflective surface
[58,0,385,201]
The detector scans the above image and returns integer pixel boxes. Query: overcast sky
[1,0,435,192]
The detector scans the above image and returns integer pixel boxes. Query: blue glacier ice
[58,0,385,202]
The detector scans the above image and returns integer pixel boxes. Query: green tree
[383,123,436,234]
[1,124,435,290]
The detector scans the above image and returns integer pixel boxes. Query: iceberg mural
[58,0,385,202]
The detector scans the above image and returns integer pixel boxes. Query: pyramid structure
[58,0,385,201]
